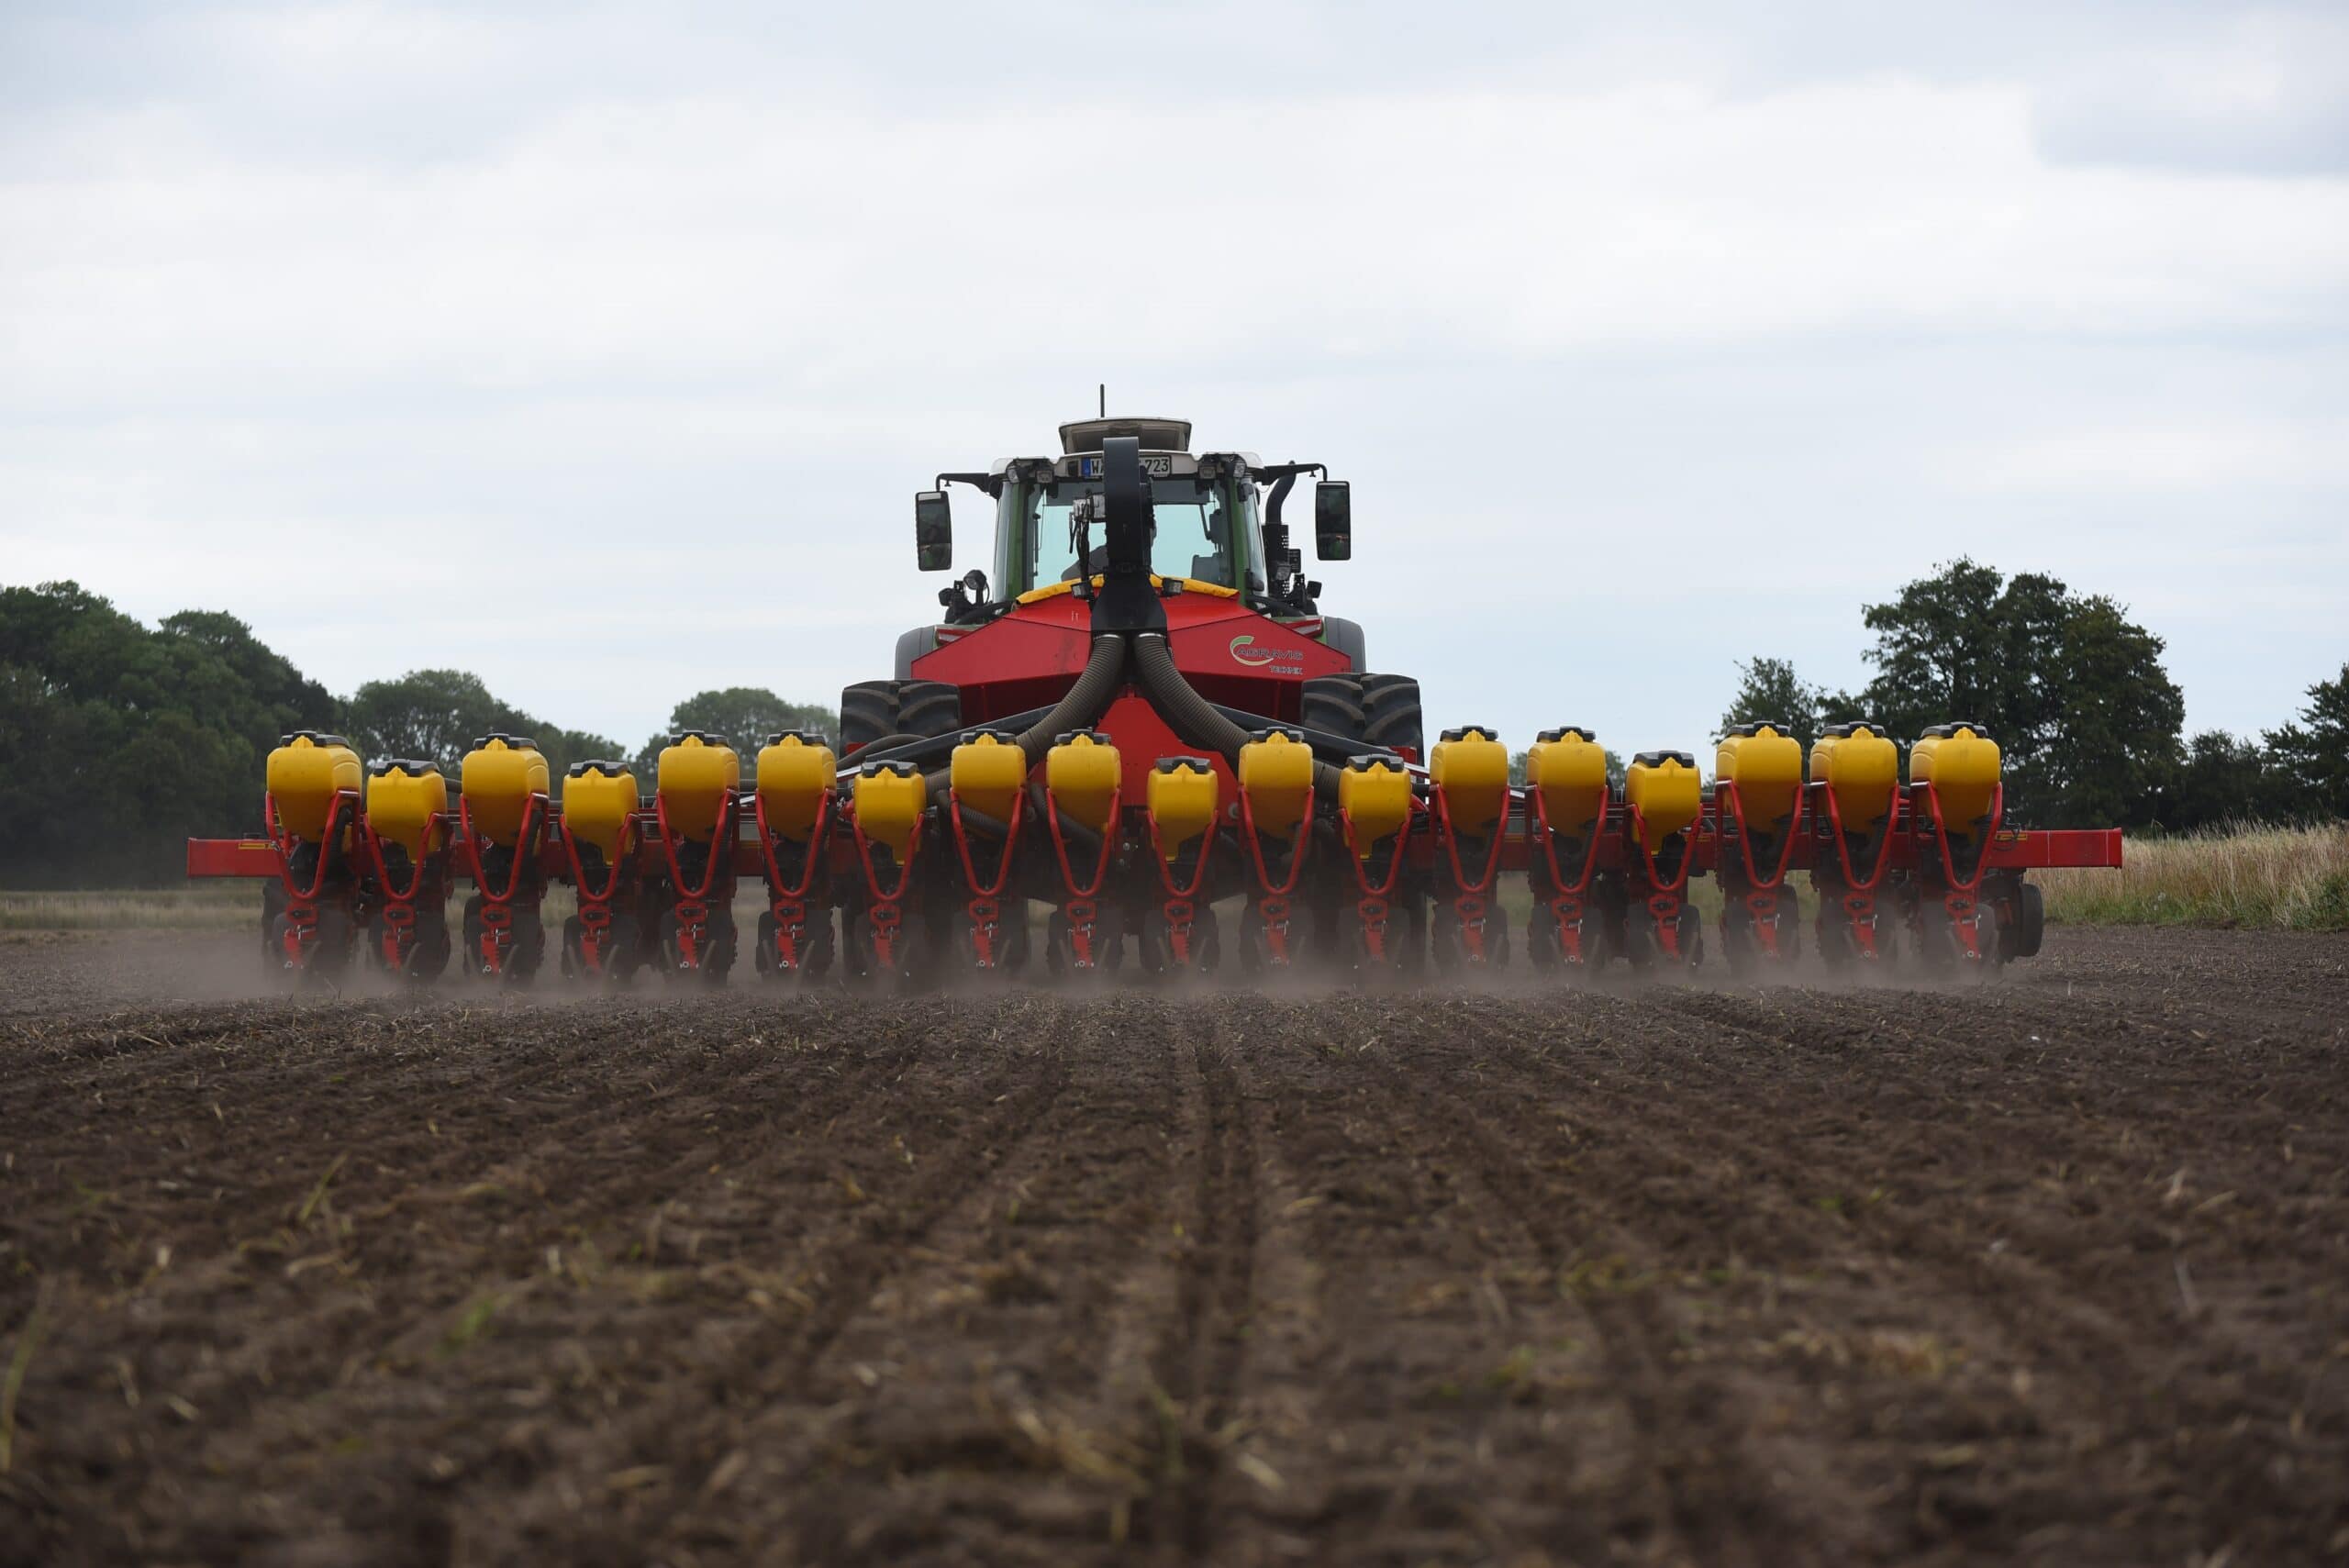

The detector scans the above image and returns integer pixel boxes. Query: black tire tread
[840,681,900,751]
[1359,673,1424,755]
[1299,676,1367,743]
[841,678,963,753]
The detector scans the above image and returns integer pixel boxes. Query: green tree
[1720,656,1828,750]
[1849,561,2184,826]
[2263,663,2349,819]
[340,669,621,780]
[635,687,839,772]
[158,610,336,736]
[0,582,303,884]
[2150,730,2296,829]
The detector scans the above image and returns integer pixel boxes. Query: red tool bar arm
[186,838,283,877]
[1982,828,2124,869]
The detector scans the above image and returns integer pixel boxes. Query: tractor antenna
[1098,383,1106,417]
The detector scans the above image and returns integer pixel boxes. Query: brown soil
[1,927,2344,1566]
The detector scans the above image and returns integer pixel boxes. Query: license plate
[1076,454,1174,478]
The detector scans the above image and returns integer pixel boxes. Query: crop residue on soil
[1,927,2344,1565]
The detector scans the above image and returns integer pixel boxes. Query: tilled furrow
[1195,994,1678,1568]
[462,1001,1076,1565]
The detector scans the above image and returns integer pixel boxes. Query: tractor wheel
[1299,676,1365,743]
[1359,673,1425,756]
[841,678,963,753]
[1299,673,1424,757]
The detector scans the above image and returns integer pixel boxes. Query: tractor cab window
[1027,477,1235,590]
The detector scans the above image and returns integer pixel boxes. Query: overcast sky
[4,1,2343,760]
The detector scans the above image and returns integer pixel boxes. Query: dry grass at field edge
[2039,821,2349,931]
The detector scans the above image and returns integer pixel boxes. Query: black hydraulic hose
[1016,633,1130,767]
[919,632,1130,806]
[1129,633,1343,798]
[846,700,1063,772]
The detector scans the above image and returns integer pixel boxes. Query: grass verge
[0,885,265,930]
[2037,823,2349,931]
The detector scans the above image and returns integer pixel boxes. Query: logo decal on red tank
[1230,634,1305,668]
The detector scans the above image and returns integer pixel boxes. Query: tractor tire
[1299,673,1423,757]
[1298,676,1364,747]
[840,678,963,753]
[1360,673,1425,756]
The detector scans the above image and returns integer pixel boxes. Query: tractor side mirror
[914,491,953,571]
[1314,480,1352,561]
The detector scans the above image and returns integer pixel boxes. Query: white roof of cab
[1058,416,1190,454]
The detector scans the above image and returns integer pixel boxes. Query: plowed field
[2,927,2344,1566]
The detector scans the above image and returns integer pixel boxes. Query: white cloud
[1961,419,2349,492]
[1,1,2344,758]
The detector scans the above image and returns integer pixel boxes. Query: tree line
[3,566,2342,884]
[1719,560,2348,829]
[0,582,833,886]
